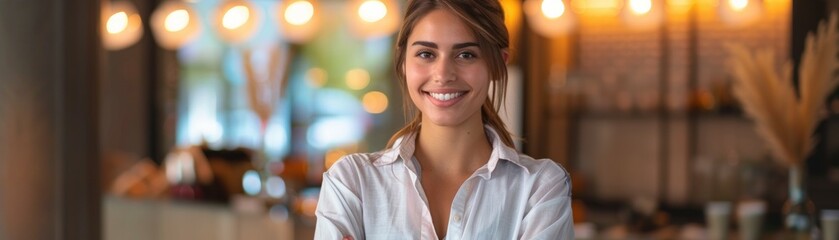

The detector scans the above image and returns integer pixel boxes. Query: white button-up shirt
[315,126,574,239]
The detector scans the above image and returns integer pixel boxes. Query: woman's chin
[424,116,466,127]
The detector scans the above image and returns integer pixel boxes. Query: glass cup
[706,201,732,240]
[823,209,839,240]
[737,200,766,240]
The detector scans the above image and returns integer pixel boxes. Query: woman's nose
[432,58,456,83]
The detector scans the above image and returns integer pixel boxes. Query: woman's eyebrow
[410,41,479,50]
[452,42,479,49]
[411,41,437,48]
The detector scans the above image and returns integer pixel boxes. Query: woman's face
[404,9,489,128]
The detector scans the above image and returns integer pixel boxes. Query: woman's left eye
[457,52,477,59]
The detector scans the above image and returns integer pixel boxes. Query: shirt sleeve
[314,171,364,239]
[518,163,575,240]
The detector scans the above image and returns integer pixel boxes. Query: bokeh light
[362,91,388,114]
[729,0,749,12]
[222,5,250,30]
[541,0,566,19]
[358,0,388,23]
[107,12,129,34]
[285,0,315,26]
[242,170,262,196]
[629,0,652,15]
[164,9,190,32]
[345,68,371,90]
[265,176,287,198]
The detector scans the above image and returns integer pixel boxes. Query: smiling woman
[313,0,575,239]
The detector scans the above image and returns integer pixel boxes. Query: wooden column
[0,0,101,239]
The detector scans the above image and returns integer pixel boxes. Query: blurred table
[104,196,294,240]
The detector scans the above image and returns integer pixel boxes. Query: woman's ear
[501,49,510,64]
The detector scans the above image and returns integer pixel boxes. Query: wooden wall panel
[0,0,101,239]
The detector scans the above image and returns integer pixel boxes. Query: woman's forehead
[407,9,477,46]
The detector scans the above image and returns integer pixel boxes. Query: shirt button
[454,214,462,222]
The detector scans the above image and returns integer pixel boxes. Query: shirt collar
[375,125,529,178]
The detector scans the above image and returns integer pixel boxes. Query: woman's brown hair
[386,0,515,148]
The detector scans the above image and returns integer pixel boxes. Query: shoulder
[513,154,572,196]
[324,149,397,181]
[327,151,384,174]
[515,154,569,179]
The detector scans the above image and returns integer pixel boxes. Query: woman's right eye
[416,51,434,59]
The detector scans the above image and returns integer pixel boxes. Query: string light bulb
[628,0,653,16]
[358,0,388,23]
[276,0,321,43]
[347,0,400,39]
[214,0,260,44]
[285,0,315,25]
[620,0,663,29]
[101,1,143,50]
[718,0,763,27]
[728,0,749,11]
[541,0,566,19]
[151,1,201,50]
[524,0,576,37]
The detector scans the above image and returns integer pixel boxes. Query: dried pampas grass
[726,13,839,167]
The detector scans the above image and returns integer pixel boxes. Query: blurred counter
[104,196,294,240]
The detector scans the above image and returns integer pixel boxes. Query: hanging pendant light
[151,1,201,50]
[214,0,261,44]
[619,0,664,30]
[524,0,577,37]
[275,0,321,43]
[101,1,144,50]
[347,0,400,39]
[718,0,763,27]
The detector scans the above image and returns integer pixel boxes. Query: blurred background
[2,0,839,239]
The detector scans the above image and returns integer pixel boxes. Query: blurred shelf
[574,111,751,121]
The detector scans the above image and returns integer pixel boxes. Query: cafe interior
[2,0,839,239]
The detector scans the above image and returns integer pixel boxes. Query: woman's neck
[415,117,492,176]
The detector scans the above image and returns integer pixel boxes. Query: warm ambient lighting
[541,0,566,19]
[620,0,662,29]
[348,0,399,39]
[107,12,129,34]
[718,0,762,27]
[222,5,250,30]
[728,0,749,12]
[215,0,260,44]
[524,0,576,37]
[151,1,201,50]
[358,0,388,23]
[571,0,622,16]
[276,0,321,43]
[628,0,652,15]
[101,1,143,50]
[165,9,190,32]
[284,0,314,26]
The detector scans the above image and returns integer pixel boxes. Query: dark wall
[0,0,101,239]
[795,0,839,210]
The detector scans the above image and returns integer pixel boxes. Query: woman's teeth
[429,92,464,101]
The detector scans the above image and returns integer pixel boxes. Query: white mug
[823,209,839,240]
[706,201,732,240]
[737,201,766,240]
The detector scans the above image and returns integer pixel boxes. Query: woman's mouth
[428,92,465,101]
[424,91,467,107]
